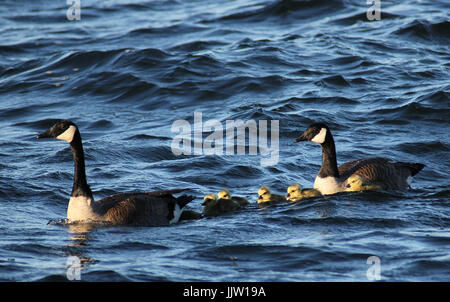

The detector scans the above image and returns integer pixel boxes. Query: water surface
[0,0,449,281]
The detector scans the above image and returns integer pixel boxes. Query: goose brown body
[94,189,194,226]
[338,157,424,190]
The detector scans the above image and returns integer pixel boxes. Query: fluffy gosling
[257,186,286,203]
[286,183,321,202]
[218,189,249,206]
[345,175,383,192]
[202,193,241,217]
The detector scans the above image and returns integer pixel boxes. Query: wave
[215,0,345,22]
[129,23,209,37]
[315,75,350,87]
[332,11,403,25]
[395,141,450,155]
[47,49,124,71]
[393,20,450,44]
[416,90,449,105]
[285,96,359,105]
[373,101,450,122]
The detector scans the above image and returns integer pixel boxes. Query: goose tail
[400,162,425,176]
[176,194,195,209]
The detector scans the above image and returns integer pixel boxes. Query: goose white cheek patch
[311,128,327,144]
[56,125,77,143]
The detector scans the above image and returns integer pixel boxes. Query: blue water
[0,0,449,282]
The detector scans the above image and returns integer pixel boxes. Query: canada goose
[202,193,241,217]
[217,189,249,206]
[294,123,425,195]
[344,174,382,192]
[286,184,321,202]
[257,186,286,203]
[36,120,194,226]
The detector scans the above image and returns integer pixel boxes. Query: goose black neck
[318,131,340,178]
[69,130,93,198]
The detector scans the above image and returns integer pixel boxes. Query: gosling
[286,184,321,202]
[345,174,383,192]
[218,189,249,206]
[202,193,242,217]
[257,186,286,203]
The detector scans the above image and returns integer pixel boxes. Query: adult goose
[36,120,194,226]
[294,123,424,195]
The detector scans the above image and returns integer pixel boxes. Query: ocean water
[0,0,449,282]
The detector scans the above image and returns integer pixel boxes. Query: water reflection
[67,223,97,246]
[64,222,101,275]
[47,219,102,276]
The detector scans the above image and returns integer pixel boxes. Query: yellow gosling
[218,189,249,206]
[345,175,383,192]
[202,193,241,217]
[286,184,321,202]
[203,193,217,204]
[257,186,286,203]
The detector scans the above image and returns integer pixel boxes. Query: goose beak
[36,129,52,139]
[293,133,307,143]
[286,193,290,198]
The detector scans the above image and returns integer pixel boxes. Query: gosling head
[286,183,303,201]
[257,186,272,203]
[217,189,231,200]
[36,120,79,143]
[294,123,330,145]
[345,175,365,192]
[202,194,217,206]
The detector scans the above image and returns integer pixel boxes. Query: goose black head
[36,120,78,143]
[294,123,330,144]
